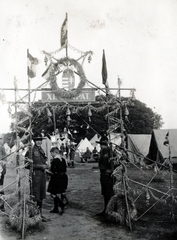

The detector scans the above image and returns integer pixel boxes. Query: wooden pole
[14,77,21,202]
[52,108,57,141]
[168,134,174,221]
[21,167,26,239]
[123,175,132,230]
[7,79,51,107]
[118,77,132,229]
[27,49,33,197]
[118,78,124,147]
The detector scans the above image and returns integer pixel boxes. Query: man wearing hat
[0,134,6,211]
[25,132,49,222]
[96,135,114,216]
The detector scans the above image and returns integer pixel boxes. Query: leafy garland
[106,193,137,225]
[48,57,87,99]
[9,200,41,231]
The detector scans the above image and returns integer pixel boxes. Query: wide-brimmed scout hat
[96,136,108,145]
[32,133,45,141]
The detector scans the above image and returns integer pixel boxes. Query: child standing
[47,147,68,215]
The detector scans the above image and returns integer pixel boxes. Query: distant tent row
[77,137,94,153]
[37,129,177,165]
[127,129,177,166]
[89,129,177,166]
[147,129,177,165]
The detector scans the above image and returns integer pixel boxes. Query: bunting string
[42,42,66,56]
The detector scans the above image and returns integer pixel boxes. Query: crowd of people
[0,131,124,223]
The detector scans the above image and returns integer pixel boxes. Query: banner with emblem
[62,68,75,90]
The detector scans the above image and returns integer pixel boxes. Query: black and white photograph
[0,0,177,239]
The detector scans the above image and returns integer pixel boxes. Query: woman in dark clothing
[25,132,49,222]
[47,147,68,215]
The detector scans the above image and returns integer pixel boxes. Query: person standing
[47,147,68,215]
[96,136,114,216]
[25,132,49,222]
[92,147,99,162]
[69,143,75,168]
[0,134,6,211]
[60,143,66,155]
[82,147,91,162]
[65,142,69,158]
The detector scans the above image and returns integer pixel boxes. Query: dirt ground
[1,161,177,240]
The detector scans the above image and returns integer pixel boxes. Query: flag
[41,63,52,80]
[102,49,109,92]
[163,131,169,146]
[61,13,68,47]
[27,49,38,78]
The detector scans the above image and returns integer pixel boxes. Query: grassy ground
[1,160,177,240]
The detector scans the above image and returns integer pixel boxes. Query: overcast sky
[0,0,177,133]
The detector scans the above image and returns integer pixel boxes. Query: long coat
[47,156,68,195]
[99,146,114,199]
[25,145,47,201]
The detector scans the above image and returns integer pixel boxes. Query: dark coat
[83,149,91,159]
[25,144,48,201]
[99,146,114,199]
[47,156,68,194]
[69,146,75,161]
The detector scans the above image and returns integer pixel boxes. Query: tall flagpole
[66,12,68,58]
[27,49,33,196]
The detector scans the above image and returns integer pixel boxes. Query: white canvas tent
[147,129,177,164]
[90,134,101,146]
[77,137,94,153]
[127,134,151,164]
[90,134,101,152]
[90,133,121,152]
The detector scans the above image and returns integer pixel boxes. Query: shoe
[41,216,51,222]
[56,197,65,209]
[96,210,105,216]
[49,209,59,213]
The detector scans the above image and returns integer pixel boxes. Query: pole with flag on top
[61,13,68,57]
[163,131,174,220]
[27,49,39,196]
[102,49,109,96]
[101,50,134,230]
[101,49,110,139]
[101,49,114,177]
